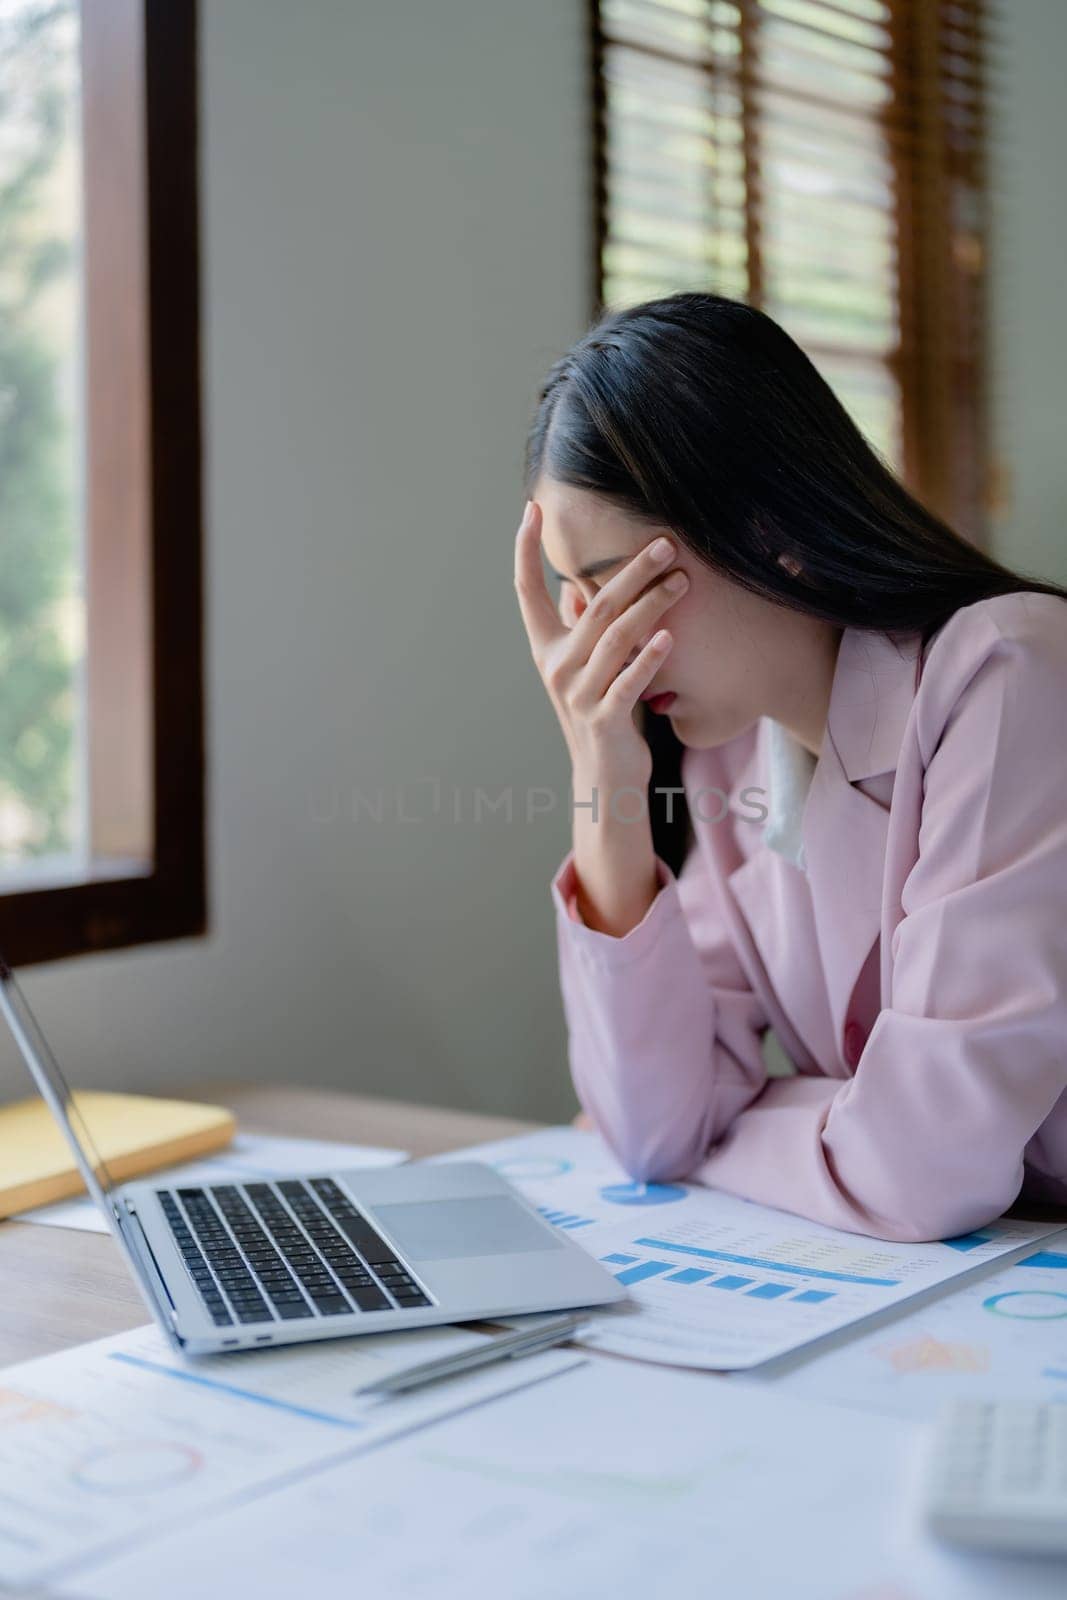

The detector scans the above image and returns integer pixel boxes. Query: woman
[514,291,1067,1243]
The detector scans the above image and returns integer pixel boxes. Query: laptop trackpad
[371,1196,563,1261]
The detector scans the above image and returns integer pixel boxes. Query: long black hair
[524,291,1067,874]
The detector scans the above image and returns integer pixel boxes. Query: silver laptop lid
[0,955,120,1222]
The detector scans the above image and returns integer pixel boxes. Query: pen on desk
[353,1312,587,1398]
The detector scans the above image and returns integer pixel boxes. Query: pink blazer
[551,592,1067,1242]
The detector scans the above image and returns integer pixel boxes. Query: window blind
[592,0,993,541]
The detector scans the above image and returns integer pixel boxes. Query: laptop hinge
[118,1203,186,1348]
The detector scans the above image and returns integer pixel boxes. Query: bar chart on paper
[581,1224,922,1368]
[535,1205,595,1232]
[434,1127,1066,1371]
[599,1251,835,1304]
[582,1218,1067,1370]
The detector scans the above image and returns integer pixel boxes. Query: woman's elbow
[613,1124,712,1188]
[853,1184,1019,1245]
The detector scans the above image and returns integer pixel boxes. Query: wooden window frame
[888,0,991,542]
[588,0,993,546]
[0,0,205,966]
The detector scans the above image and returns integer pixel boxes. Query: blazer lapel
[725,625,923,1061]
[802,625,923,1050]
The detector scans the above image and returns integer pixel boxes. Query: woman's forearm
[571,767,660,938]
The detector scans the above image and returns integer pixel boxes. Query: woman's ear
[777,551,804,578]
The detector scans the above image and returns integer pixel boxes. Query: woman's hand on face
[513,499,688,789]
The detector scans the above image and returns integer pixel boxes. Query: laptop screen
[0,956,118,1216]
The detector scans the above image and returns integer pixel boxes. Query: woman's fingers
[603,629,674,713]
[513,501,563,659]
[515,508,682,775]
[558,581,581,630]
[566,534,677,664]
[579,569,688,704]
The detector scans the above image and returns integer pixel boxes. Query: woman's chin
[673,705,751,750]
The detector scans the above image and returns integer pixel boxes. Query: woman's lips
[641,692,677,715]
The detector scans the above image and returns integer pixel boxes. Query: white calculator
[920,1399,1067,1556]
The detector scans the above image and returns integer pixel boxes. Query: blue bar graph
[602,1250,842,1304]
[599,1181,687,1206]
[1020,1250,1067,1270]
[634,1237,901,1287]
[615,1260,675,1287]
[537,1205,595,1231]
[942,1231,993,1252]
[602,1255,714,1287]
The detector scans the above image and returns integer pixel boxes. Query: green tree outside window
[0,0,81,870]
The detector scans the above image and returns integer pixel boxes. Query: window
[0,0,204,963]
[591,0,992,542]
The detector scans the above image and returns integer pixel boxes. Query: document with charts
[436,1127,1063,1370]
[736,1230,1067,1419]
[0,1319,582,1588]
[57,1356,1067,1600]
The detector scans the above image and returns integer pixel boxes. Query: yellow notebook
[0,1091,237,1218]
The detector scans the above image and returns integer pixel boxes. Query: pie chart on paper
[982,1291,1067,1320]
[71,1440,204,1493]
[493,1156,573,1182]
[599,1181,687,1206]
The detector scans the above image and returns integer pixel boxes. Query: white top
[762,718,817,873]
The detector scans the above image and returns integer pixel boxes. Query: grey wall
[988,0,1067,581]
[3,0,1064,1126]
[0,0,590,1122]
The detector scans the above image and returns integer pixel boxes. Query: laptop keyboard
[158,1177,432,1327]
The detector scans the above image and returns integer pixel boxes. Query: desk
[6,1087,1067,1599]
[0,1083,538,1369]
[5,1083,1062,1374]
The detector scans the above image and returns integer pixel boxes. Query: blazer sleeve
[551,830,771,1184]
[692,605,1067,1242]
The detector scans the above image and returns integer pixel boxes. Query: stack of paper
[51,1355,1067,1600]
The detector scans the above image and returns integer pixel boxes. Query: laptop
[0,958,623,1355]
